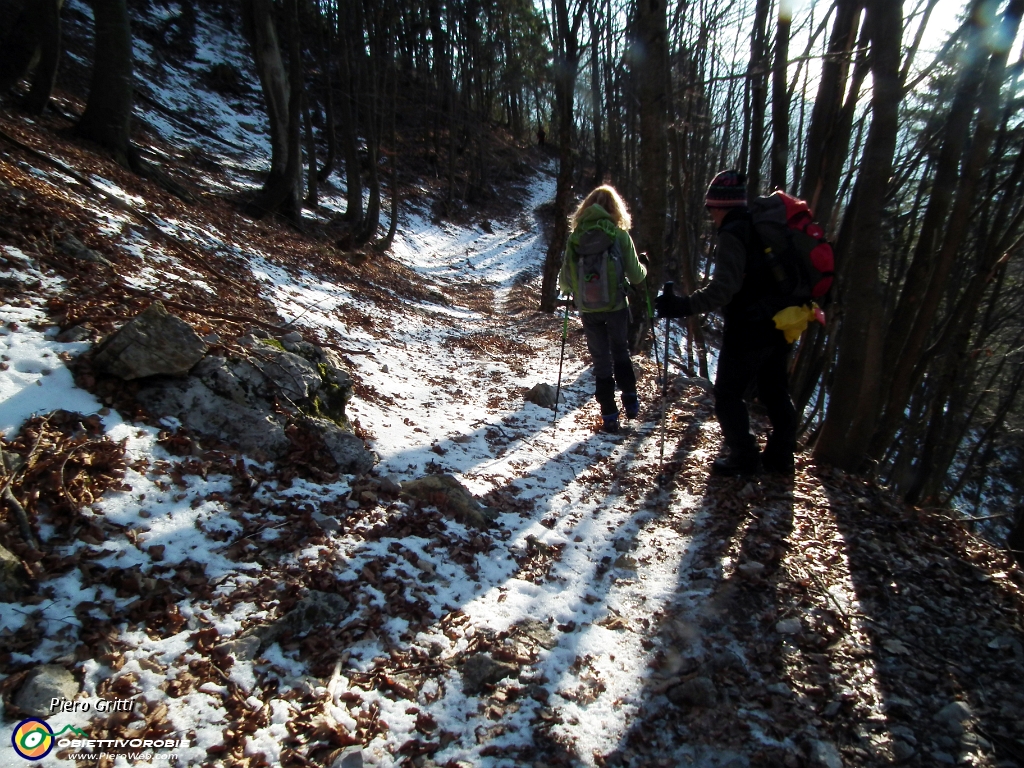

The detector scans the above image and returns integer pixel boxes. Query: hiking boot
[622,393,640,420]
[711,453,761,477]
[602,413,620,434]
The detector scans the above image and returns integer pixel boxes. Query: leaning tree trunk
[76,0,134,166]
[799,0,861,215]
[813,0,902,472]
[241,0,303,221]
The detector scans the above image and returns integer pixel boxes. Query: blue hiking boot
[602,413,620,434]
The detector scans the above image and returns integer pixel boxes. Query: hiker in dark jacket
[655,170,796,476]
[559,185,648,434]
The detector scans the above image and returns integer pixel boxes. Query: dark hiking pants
[713,321,796,461]
[582,307,637,416]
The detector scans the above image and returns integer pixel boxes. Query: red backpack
[749,191,835,304]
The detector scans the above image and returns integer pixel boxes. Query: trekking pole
[644,284,660,372]
[658,282,674,485]
[552,297,570,429]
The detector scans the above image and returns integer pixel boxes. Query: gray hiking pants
[581,307,631,380]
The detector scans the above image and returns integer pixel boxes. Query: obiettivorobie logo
[11,719,183,761]
[11,718,57,760]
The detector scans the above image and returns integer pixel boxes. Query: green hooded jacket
[558,204,647,312]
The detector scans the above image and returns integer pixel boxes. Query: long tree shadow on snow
[813,471,1024,767]
[593,387,804,767]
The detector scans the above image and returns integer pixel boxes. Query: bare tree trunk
[25,0,62,114]
[588,4,604,186]
[76,0,134,166]
[539,0,584,313]
[769,1,791,191]
[813,0,902,472]
[339,6,363,225]
[303,93,318,207]
[799,0,861,217]
[242,0,303,221]
[871,0,1022,459]
[315,6,338,184]
[746,0,770,199]
[0,0,64,112]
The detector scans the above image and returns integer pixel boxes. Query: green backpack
[574,229,626,312]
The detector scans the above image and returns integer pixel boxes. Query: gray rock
[461,653,518,695]
[402,474,498,529]
[737,561,765,578]
[136,377,290,461]
[215,634,261,663]
[776,618,802,634]
[890,725,917,745]
[517,618,557,650]
[0,543,31,601]
[524,383,564,410]
[891,740,916,762]
[930,751,956,765]
[667,676,717,708]
[252,345,323,403]
[94,302,208,379]
[675,375,714,394]
[56,325,91,343]
[193,355,265,405]
[331,747,363,768]
[808,739,843,768]
[936,700,973,725]
[246,591,351,652]
[313,419,375,475]
[14,665,79,717]
[711,650,745,673]
[56,232,112,267]
[281,332,304,344]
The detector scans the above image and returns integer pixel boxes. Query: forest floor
[2,3,1024,768]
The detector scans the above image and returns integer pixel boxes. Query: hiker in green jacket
[559,185,648,433]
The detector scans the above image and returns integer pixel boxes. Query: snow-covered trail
[277,171,719,766]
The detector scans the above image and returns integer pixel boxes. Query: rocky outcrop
[93,301,208,379]
[94,304,373,474]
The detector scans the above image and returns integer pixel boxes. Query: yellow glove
[773,304,824,343]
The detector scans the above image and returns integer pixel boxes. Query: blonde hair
[570,185,632,231]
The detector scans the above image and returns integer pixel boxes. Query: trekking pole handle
[663,281,674,298]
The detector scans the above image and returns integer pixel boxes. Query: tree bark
[813,0,902,472]
[799,0,861,219]
[76,0,134,166]
[769,1,791,191]
[634,0,669,289]
[25,0,62,114]
[539,0,584,312]
[746,0,771,199]
[241,0,303,221]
